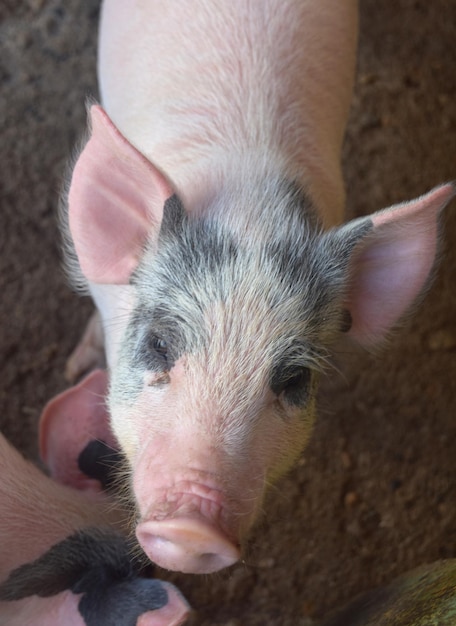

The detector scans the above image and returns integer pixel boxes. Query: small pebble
[258,557,275,569]
[379,512,395,529]
[359,72,379,85]
[340,451,353,470]
[344,491,359,507]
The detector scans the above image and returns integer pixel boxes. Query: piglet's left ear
[68,105,173,284]
[39,369,118,493]
[339,183,455,345]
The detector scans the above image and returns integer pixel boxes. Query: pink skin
[0,424,189,625]
[1,592,86,626]
[40,361,256,575]
[117,175,454,572]
[133,438,245,574]
[66,103,455,575]
[39,368,246,573]
[346,184,455,344]
[0,432,114,585]
[112,356,311,574]
[0,434,97,624]
[1,586,189,626]
[39,367,243,573]
[40,369,117,493]
[63,0,455,575]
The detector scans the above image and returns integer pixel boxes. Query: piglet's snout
[132,439,257,574]
[136,514,240,574]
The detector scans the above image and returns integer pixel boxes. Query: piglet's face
[108,189,354,574]
[68,107,455,574]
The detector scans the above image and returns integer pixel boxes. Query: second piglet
[62,0,455,574]
[0,428,189,626]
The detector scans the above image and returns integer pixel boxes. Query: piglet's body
[0,432,189,626]
[64,0,455,575]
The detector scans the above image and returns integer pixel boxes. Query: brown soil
[1,1,455,625]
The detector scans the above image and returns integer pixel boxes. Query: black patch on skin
[328,218,374,265]
[159,194,186,238]
[77,440,124,492]
[0,529,140,600]
[77,577,168,626]
[0,528,171,626]
[131,181,321,371]
[117,179,377,404]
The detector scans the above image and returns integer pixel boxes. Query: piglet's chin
[136,515,241,574]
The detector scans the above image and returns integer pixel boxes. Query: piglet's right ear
[68,105,173,284]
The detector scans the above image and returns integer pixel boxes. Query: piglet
[62,0,455,575]
[0,429,190,626]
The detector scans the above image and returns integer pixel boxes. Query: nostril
[136,517,240,574]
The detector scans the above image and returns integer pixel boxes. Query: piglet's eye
[152,337,168,358]
[271,366,312,408]
[281,368,311,396]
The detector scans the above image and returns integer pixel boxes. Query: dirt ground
[1,1,455,625]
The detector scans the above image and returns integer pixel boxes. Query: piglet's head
[67,105,455,574]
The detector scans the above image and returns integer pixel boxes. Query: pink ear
[347,183,455,344]
[68,105,173,284]
[39,369,118,492]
